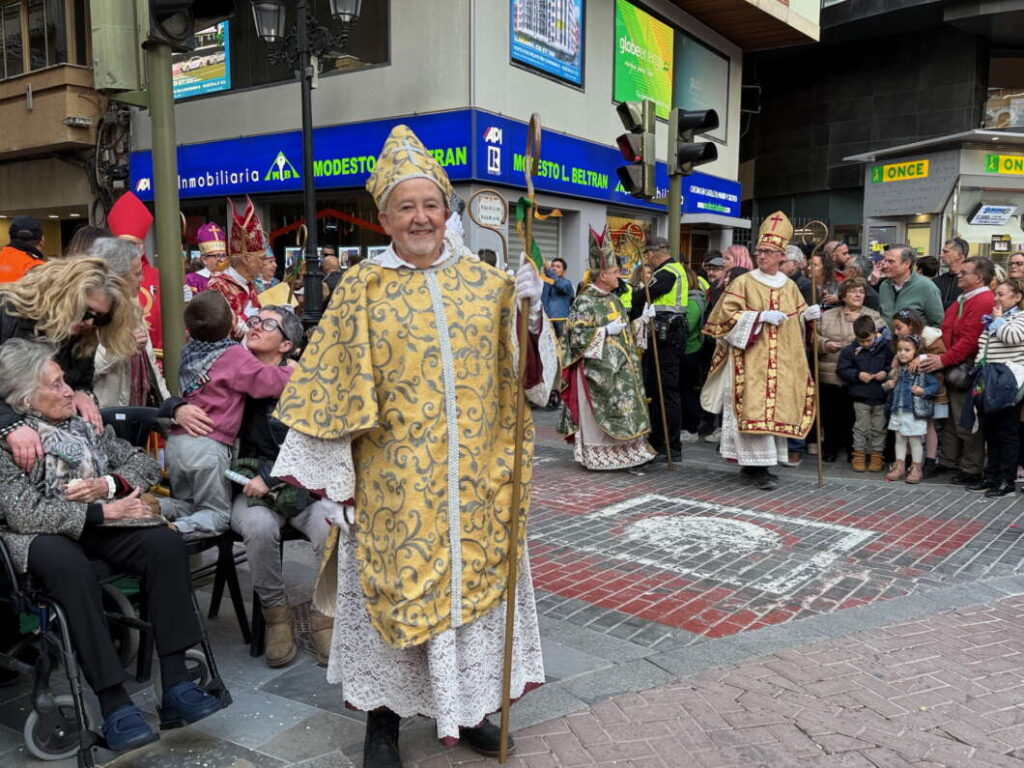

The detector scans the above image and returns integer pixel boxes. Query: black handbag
[945,361,974,390]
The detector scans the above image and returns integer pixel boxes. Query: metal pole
[667,175,683,263]
[146,41,185,396]
[297,1,323,326]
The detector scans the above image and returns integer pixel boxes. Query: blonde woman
[0,257,137,472]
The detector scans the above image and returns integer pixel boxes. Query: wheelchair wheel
[22,694,82,761]
[154,648,211,697]
[184,649,211,687]
[101,584,139,669]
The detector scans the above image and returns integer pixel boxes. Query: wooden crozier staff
[499,112,545,763]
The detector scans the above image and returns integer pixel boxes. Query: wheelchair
[0,406,233,766]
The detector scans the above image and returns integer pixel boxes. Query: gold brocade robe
[274,254,531,650]
[703,272,815,438]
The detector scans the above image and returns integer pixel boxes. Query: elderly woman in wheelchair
[0,338,229,753]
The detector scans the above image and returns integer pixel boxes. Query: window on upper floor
[0,0,87,81]
[984,55,1024,130]
[228,0,389,93]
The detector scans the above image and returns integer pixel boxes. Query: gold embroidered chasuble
[274,253,532,650]
[703,271,815,438]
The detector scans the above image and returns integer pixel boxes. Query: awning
[681,213,752,229]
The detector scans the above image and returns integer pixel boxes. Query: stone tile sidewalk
[409,593,1024,767]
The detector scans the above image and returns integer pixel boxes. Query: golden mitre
[366,124,453,210]
[756,210,794,251]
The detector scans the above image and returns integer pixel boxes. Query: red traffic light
[616,133,643,163]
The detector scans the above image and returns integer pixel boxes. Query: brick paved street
[3,408,1024,767]
[408,594,1024,768]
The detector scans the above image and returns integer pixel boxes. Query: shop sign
[129,109,742,217]
[474,110,741,215]
[985,154,1024,175]
[992,234,1013,253]
[129,111,473,201]
[870,159,930,183]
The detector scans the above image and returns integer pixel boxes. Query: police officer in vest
[641,236,689,462]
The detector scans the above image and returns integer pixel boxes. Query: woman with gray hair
[87,237,174,409]
[0,338,227,753]
[228,305,334,669]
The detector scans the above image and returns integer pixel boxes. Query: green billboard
[613,0,673,119]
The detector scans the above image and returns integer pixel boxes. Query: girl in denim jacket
[883,335,939,484]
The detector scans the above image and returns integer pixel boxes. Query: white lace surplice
[328,535,544,742]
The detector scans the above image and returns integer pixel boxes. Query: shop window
[230,0,389,92]
[984,56,1024,130]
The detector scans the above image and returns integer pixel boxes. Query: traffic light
[668,109,719,176]
[148,0,234,49]
[615,99,656,199]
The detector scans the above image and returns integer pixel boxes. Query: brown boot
[851,451,867,472]
[309,609,334,667]
[885,460,906,482]
[263,604,297,668]
[868,452,885,472]
[905,462,923,484]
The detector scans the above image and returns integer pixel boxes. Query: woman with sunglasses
[0,257,137,472]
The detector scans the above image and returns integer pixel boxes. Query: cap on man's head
[9,215,43,243]
[366,124,453,210]
[704,255,725,268]
[644,236,670,253]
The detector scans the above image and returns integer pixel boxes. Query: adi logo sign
[985,154,1024,175]
[870,159,930,183]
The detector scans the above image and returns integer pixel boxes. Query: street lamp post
[250,0,361,326]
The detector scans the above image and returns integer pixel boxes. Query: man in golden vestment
[702,212,819,490]
[271,125,557,768]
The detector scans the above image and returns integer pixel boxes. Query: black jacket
[836,330,894,406]
[932,272,961,311]
[237,358,291,486]
[0,307,95,432]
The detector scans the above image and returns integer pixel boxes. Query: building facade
[124,0,818,280]
[743,0,1024,259]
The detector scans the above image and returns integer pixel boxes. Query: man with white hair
[781,244,813,304]
[271,125,557,768]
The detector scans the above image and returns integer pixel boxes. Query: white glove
[760,310,788,326]
[321,499,355,534]
[802,304,822,322]
[515,259,544,333]
[605,319,628,336]
[641,304,656,322]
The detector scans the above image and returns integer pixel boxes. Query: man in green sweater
[877,245,944,327]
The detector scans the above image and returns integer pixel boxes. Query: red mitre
[108,192,154,244]
[228,196,267,257]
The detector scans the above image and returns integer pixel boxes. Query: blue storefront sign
[129,108,740,218]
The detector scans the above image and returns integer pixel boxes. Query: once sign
[870,159,930,184]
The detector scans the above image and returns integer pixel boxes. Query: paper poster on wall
[510,0,584,87]
[613,0,672,119]
[172,22,231,100]
[673,33,729,143]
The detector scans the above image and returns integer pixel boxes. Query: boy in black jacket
[837,315,893,473]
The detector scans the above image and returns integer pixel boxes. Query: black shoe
[986,481,1016,498]
[460,719,514,758]
[967,479,996,493]
[742,467,776,490]
[952,472,982,486]
[364,710,401,768]
[653,452,682,463]
[823,453,837,463]
[923,463,951,479]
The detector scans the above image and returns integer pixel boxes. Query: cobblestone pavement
[2,409,1023,767]
[408,594,1024,768]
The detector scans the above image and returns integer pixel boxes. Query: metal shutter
[507,210,561,269]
